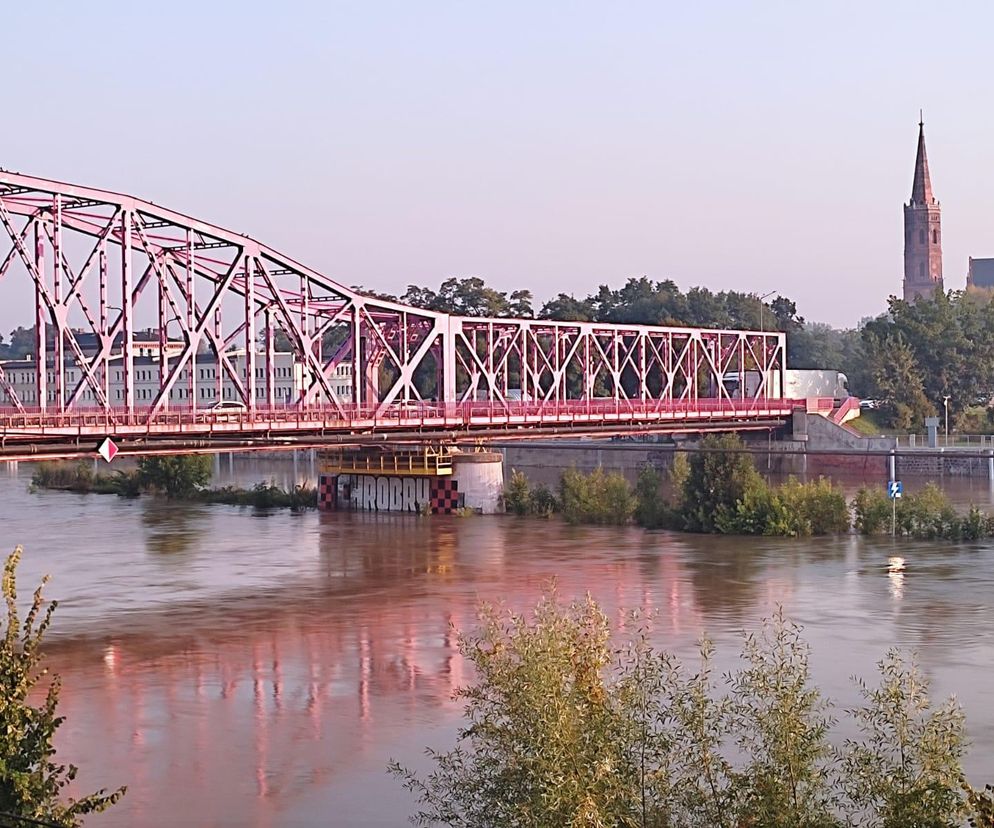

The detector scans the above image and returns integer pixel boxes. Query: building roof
[968,257,994,289]
[910,120,936,206]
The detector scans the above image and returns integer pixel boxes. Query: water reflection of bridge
[46,515,809,827]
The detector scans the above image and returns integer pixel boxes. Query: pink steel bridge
[0,168,793,459]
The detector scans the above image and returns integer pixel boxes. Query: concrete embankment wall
[502,414,994,483]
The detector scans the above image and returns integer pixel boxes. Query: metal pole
[892,494,896,538]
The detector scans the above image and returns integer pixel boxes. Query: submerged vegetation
[31,458,316,511]
[392,589,987,827]
[505,433,994,540]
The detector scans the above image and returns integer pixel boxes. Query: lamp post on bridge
[758,291,776,331]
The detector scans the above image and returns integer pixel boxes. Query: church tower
[903,119,943,302]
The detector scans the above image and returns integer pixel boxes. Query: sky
[5,0,994,329]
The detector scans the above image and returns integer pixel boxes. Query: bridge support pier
[316,446,504,514]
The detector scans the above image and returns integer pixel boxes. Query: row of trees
[392,590,993,827]
[374,275,806,333]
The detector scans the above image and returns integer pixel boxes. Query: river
[3,458,994,826]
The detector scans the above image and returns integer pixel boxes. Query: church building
[903,120,944,302]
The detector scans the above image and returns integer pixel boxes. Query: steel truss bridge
[0,168,793,460]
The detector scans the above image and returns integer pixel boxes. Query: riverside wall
[500,414,994,482]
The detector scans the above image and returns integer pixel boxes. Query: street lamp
[758,291,776,331]
[943,395,951,446]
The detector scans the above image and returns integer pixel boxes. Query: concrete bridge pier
[315,446,504,514]
[450,451,503,514]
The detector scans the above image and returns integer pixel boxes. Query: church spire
[910,116,934,205]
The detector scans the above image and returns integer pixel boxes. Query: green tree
[0,548,125,825]
[538,293,596,322]
[502,469,530,515]
[728,610,840,828]
[681,433,765,533]
[137,455,213,498]
[842,650,967,828]
[862,331,933,429]
[389,591,646,827]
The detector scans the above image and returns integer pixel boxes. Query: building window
[933,229,938,244]
[919,229,925,245]
[919,262,926,279]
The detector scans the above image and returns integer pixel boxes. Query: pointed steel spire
[910,116,934,205]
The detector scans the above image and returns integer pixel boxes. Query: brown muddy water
[3,458,994,826]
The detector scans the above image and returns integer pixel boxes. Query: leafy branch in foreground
[0,547,125,826]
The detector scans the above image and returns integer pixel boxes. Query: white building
[0,351,354,409]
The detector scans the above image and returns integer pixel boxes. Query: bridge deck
[0,399,797,444]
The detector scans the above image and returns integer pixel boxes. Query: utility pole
[758,291,775,331]
[943,395,951,446]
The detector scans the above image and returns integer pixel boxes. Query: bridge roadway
[0,398,796,461]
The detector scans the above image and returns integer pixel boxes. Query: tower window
[932,229,938,244]
[919,262,926,279]
[919,229,925,245]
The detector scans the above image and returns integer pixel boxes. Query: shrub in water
[559,466,634,525]
[502,469,531,516]
[853,488,893,535]
[527,484,557,517]
[780,477,851,536]
[681,433,765,533]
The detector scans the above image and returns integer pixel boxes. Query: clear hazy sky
[5,0,994,328]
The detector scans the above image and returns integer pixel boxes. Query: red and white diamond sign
[97,437,118,464]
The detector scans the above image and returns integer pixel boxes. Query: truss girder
[0,170,786,429]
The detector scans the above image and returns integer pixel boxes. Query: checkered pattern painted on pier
[429,478,460,514]
[318,474,337,511]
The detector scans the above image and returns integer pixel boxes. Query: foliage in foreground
[391,591,978,828]
[0,548,125,826]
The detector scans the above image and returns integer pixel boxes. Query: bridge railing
[0,397,799,438]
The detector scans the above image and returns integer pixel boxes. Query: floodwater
[3,459,994,827]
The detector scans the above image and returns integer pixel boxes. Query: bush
[682,433,765,532]
[721,475,793,535]
[719,476,849,537]
[31,462,94,492]
[781,477,851,536]
[853,487,893,535]
[843,650,967,827]
[0,547,125,825]
[527,484,557,517]
[558,467,634,525]
[392,592,975,828]
[137,454,213,498]
[634,466,669,529]
[197,481,317,510]
[391,591,642,827]
[966,784,994,827]
[502,469,531,515]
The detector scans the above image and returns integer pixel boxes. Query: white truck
[716,369,850,402]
